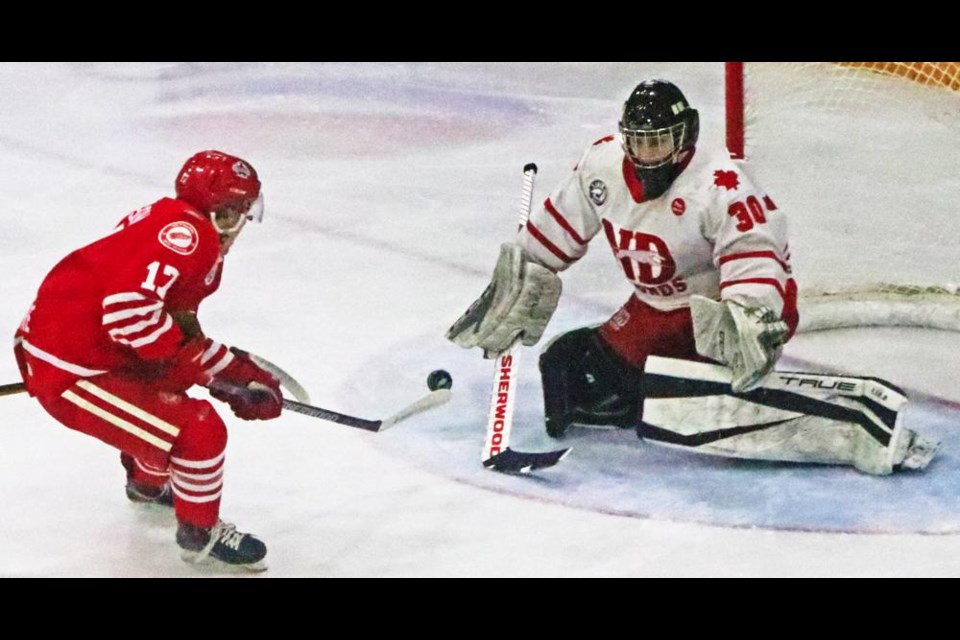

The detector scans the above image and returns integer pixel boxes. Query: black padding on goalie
[539,327,642,437]
[642,373,893,446]
[638,418,798,446]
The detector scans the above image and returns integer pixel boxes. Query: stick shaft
[482,164,538,461]
[0,382,26,397]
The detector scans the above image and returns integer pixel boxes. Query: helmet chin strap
[210,211,247,255]
[209,210,247,235]
[207,194,263,254]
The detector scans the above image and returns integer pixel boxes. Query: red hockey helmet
[175,151,263,229]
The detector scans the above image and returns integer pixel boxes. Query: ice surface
[1,62,958,577]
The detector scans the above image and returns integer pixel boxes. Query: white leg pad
[640,356,938,475]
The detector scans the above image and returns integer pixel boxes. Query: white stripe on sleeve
[114,314,174,349]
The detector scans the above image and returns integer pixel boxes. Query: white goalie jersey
[515,136,797,322]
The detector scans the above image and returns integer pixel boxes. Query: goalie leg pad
[539,327,642,439]
[637,356,938,475]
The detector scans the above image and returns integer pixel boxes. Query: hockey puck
[427,369,453,391]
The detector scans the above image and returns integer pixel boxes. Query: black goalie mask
[618,80,699,199]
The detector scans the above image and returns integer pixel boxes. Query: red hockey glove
[208,348,283,421]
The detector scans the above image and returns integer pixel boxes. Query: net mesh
[738,62,960,332]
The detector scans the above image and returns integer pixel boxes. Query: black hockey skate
[121,452,173,507]
[125,482,174,507]
[177,520,267,571]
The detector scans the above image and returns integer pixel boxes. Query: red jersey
[17,198,229,379]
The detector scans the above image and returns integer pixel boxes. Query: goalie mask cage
[725,62,960,334]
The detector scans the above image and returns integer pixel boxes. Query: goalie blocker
[639,356,939,475]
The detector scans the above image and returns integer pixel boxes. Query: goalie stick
[482,163,571,473]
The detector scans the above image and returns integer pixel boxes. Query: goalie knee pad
[539,327,642,438]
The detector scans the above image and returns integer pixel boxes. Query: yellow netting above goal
[836,62,960,92]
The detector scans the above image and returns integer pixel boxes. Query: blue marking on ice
[351,330,960,535]
[150,69,539,120]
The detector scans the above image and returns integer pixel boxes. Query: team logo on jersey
[158,222,199,256]
[713,170,740,191]
[610,307,631,330]
[232,161,252,179]
[589,179,607,205]
[615,247,668,266]
[671,198,686,216]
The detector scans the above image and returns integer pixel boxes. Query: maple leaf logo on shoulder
[713,170,740,191]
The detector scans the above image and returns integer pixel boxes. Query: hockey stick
[1,382,26,397]
[1,376,450,431]
[280,388,451,432]
[1,350,311,403]
[482,163,571,473]
[239,349,311,403]
[5,349,449,430]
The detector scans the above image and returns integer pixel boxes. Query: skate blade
[180,549,268,573]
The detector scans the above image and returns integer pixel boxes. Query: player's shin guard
[637,356,939,475]
[539,327,642,438]
[169,409,227,528]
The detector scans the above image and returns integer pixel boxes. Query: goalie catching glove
[690,295,789,393]
[446,242,562,358]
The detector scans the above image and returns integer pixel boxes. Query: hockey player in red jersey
[13,151,282,570]
[448,80,938,475]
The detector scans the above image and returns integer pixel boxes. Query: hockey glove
[446,242,562,358]
[208,348,283,420]
[690,295,789,393]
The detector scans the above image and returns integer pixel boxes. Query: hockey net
[726,62,960,335]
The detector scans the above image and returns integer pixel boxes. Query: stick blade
[379,388,452,431]
[482,446,571,473]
